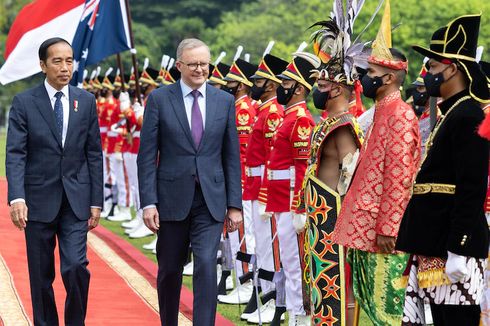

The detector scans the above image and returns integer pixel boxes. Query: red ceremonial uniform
[97,97,108,151]
[104,98,122,154]
[261,101,314,213]
[236,95,256,187]
[242,97,284,201]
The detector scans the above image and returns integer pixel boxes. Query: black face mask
[222,85,239,96]
[250,80,269,101]
[100,89,108,98]
[128,88,136,99]
[361,74,387,99]
[312,88,329,110]
[413,105,426,117]
[423,65,453,97]
[412,89,428,106]
[276,82,297,105]
[141,85,149,95]
[113,89,121,99]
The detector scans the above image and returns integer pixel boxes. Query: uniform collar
[438,90,470,115]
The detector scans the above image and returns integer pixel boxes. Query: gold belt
[412,183,456,195]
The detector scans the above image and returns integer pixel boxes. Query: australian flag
[71,0,131,87]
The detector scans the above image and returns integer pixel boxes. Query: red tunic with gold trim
[332,91,421,252]
[263,101,315,213]
[243,97,283,201]
[104,98,123,154]
[485,105,490,214]
[97,97,108,151]
[235,95,256,187]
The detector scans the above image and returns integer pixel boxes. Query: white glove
[113,152,123,162]
[292,212,307,234]
[258,203,272,221]
[119,92,131,111]
[133,102,144,120]
[445,251,469,283]
[110,122,125,135]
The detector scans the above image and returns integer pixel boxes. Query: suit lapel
[33,84,62,147]
[199,84,217,152]
[169,82,195,149]
[64,85,81,148]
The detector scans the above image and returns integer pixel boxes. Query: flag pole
[123,0,142,104]
[116,53,126,92]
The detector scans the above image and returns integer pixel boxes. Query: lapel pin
[74,100,79,112]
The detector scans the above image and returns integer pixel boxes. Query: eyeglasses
[179,61,209,71]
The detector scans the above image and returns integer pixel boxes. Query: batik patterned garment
[298,113,363,325]
[333,91,421,252]
[350,249,409,326]
[402,255,487,325]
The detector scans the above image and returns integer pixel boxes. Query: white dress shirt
[180,79,207,130]
[44,79,70,147]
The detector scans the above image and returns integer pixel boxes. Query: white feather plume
[83,69,88,80]
[214,51,226,65]
[143,58,149,71]
[244,53,250,62]
[476,46,484,63]
[167,58,175,70]
[105,67,113,77]
[233,46,243,62]
[294,51,321,69]
[161,54,169,68]
[116,68,120,76]
[90,70,96,80]
[263,41,275,57]
[96,66,101,77]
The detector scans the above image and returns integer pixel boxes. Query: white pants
[251,200,275,294]
[229,200,255,281]
[275,211,305,315]
[103,152,114,203]
[108,152,131,207]
[123,152,139,211]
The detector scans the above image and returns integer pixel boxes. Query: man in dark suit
[6,37,103,326]
[138,38,243,326]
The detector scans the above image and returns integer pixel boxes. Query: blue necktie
[54,91,63,140]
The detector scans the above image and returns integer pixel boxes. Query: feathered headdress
[309,0,384,85]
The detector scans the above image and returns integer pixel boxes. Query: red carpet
[0,179,233,325]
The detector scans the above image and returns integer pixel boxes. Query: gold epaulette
[297,107,306,117]
[269,104,277,113]
[240,101,249,109]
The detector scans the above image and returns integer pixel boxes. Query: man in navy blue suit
[6,38,103,326]
[138,38,243,326]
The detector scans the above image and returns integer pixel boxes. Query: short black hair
[39,37,72,62]
[389,48,407,84]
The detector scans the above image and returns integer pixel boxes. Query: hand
[119,92,131,111]
[143,207,160,233]
[133,102,144,120]
[258,203,272,221]
[445,251,468,283]
[88,207,101,230]
[10,201,28,230]
[226,207,243,232]
[376,234,396,254]
[292,212,307,234]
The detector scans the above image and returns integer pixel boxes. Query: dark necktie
[54,91,63,140]
[191,89,203,148]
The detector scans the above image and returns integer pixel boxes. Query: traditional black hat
[277,56,317,91]
[162,67,181,85]
[209,63,231,86]
[224,58,258,87]
[250,54,288,84]
[413,14,490,103]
